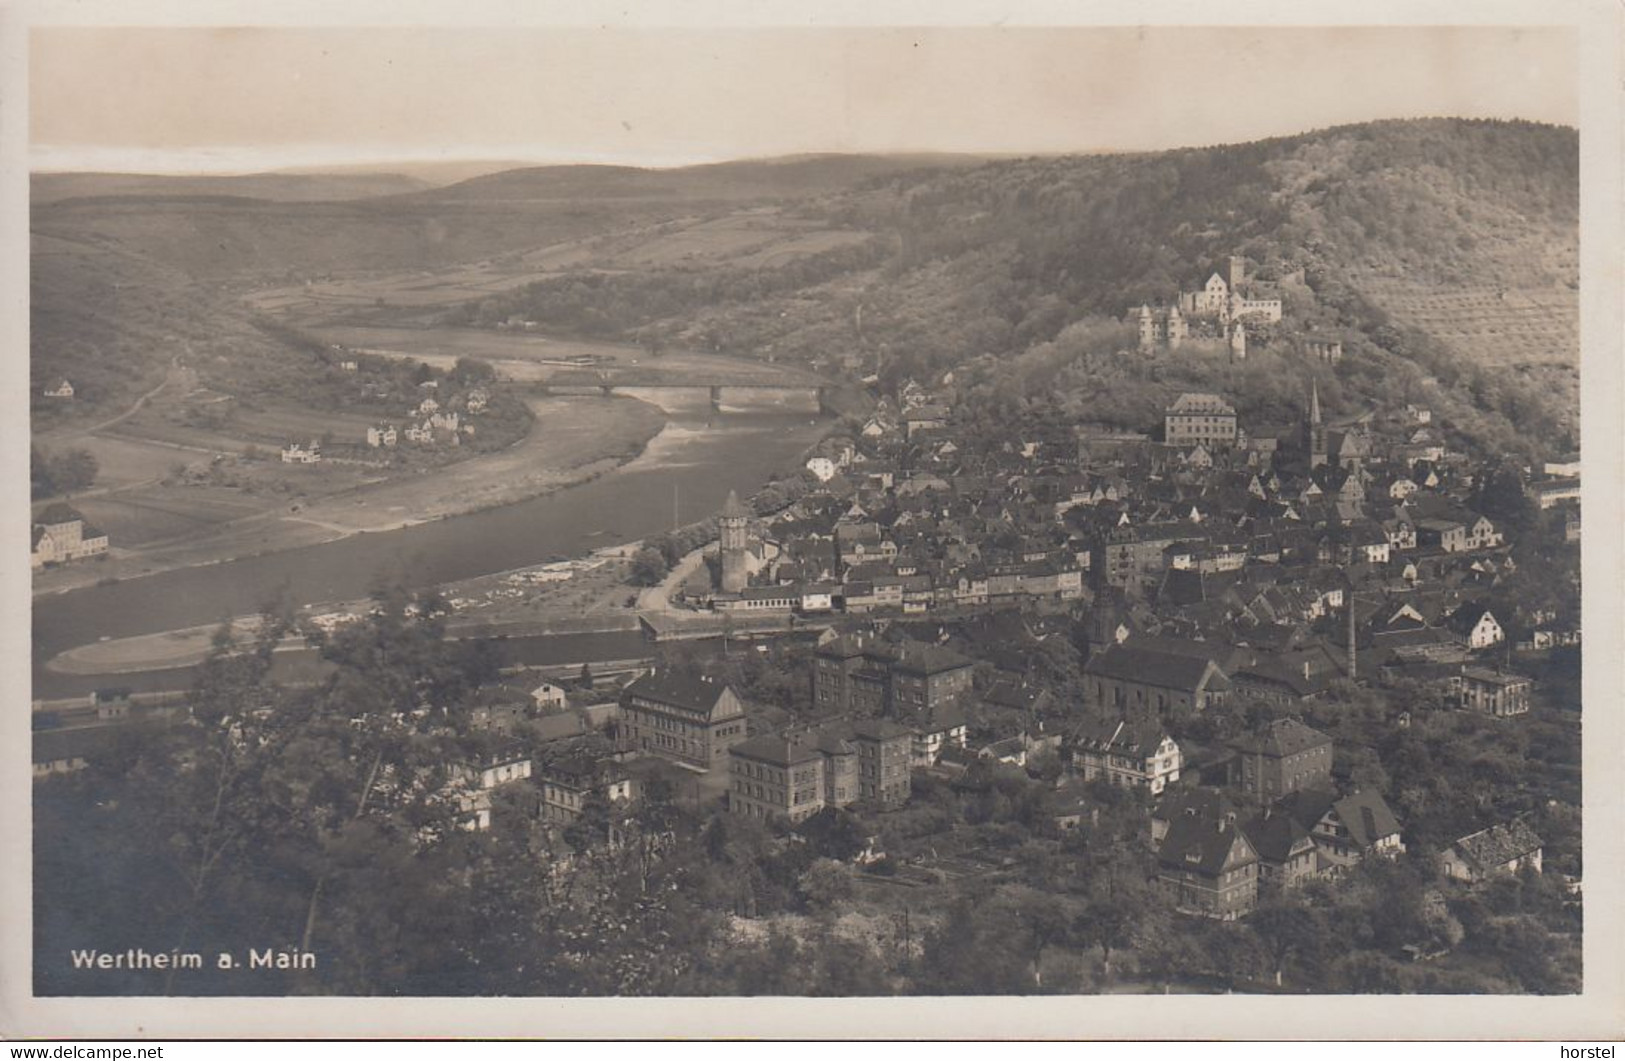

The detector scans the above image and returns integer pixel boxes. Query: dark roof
[730,731,829,766]
[623,671,736,714]
[1454,820,1543,870]
[1333,789,1403,848]
[1278,787,1402,849]
[890,641,973,677]
[35,503,85,526]
[1230,717,1332,758]
[1082,641,1229,695]
[1241,809,1313,864]
[1075,717,1169,761]
[847,718,914,742]
[1158,813,1255,877]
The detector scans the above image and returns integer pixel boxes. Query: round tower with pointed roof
[719,489,751,593]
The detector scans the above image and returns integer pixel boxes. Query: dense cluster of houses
[364,385,491,451]
[684,354,1573,720]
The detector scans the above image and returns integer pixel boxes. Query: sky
[29,25,1579,173]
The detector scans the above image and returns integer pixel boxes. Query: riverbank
[31,395,668,599]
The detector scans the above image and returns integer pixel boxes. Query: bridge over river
[534,366,832,414]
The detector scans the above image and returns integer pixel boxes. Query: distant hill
[31,171,434,204]
[412,153,992,203]
[32,126,1579,455]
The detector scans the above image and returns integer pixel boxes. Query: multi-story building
[1229,717,1333,802]
[727,728,857,823]
[538,754,634,824]
[1454,668,1532,717]
[31,504,109,569]
[844,719,914,805]
[811,634,973,720]
[1240,808,1320,888]
[1164,393,1238,448]
[453,750,533,831]
[619,671,749,772]
[726,715,917,822]
[888,642,975,719]
[1071,717,1183,795]
[1155,804,1260,920]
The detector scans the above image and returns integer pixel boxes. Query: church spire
[1310,381,1322,426]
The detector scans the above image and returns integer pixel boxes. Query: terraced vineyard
[1356,282,1578,367]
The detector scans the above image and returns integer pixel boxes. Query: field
[70,487,269,548]
[103,400,387,454]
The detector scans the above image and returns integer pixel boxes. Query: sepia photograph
[6,0,1623,1041]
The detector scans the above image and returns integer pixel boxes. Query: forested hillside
[461,119,1578,456]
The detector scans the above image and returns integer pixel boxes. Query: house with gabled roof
[1155,801,1260,920]
[1070,716,1182,794]
[1278,787,1405,870]
[1240,806,1319,888]
[1441,820,1543,883]
[1446,602,1505,650]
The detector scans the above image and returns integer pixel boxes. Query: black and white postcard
[3,0,1621,1041]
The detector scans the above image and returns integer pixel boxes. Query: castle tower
[1229,321,1247,362]
[719,489,751,593]
[1167,305,1187,349]
[1137,305,1157,351]
[1307,382,1329,468]
[1227,255,1247,290]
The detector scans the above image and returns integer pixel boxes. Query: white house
[31,504,109,569]
[280,440,322,464]
[530,682,568,711]
[456,753,533,831]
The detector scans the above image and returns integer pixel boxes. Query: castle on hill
[1135,255,1283,357]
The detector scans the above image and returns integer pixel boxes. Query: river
[32,409,828,679]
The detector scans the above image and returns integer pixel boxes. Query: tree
[795,806,867,861]
[797,858,855,912]
[1074,889,1140,981]
[33,447,98,497]
[629,547,669,586]
[1250,895,1322,987]
[30,446,55,499]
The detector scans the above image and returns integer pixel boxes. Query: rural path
[636,544,710,613]
[84,351,187,436]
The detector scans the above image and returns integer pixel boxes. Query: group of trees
[31,445,98,499]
